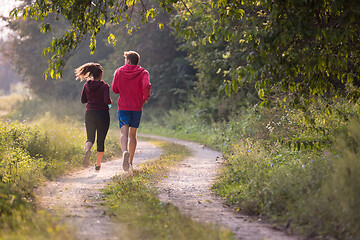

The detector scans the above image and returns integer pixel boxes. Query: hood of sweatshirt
[86,80,106,91]
[119,64,145,79]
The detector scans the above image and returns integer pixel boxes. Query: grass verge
[0,113,121,239]
[103,139,234,240]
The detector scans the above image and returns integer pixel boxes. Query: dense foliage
[9,0,178,78]
[3,15,110,99]
[170,0,360,108]
[101,13,197,110]
[9,0,360,108]
[5,1,196,110]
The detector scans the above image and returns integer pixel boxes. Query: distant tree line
[0,45,21,95]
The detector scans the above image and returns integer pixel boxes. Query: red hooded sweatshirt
[81,80,112,111]
[112,64,151,111]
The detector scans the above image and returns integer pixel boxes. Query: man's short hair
[124,51,140,65]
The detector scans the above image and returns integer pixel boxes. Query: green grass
[139,110,221,150]
[0,208,77,240]
[0,112,122,239]
[103,140,234,240]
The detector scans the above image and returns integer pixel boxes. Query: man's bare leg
[120,124,130,171]
[120,124,129,152]
[129,127,138,165]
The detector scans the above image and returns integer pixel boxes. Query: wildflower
[270,163,273,167]
[311,159,314,162]
[302,165,305,168]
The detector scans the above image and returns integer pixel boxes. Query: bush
[303,117,360,239]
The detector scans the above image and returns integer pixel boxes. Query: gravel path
[36,135,302,240]
[142,134,302,240]
[35,141,162,240]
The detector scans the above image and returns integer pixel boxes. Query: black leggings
[85,110,110,152]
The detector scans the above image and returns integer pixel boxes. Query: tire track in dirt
[142,134,302,240]
[35,141,162,240]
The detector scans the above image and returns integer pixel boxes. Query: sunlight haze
[0,0,19,39]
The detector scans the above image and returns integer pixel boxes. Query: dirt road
[35,141,162,240]
[36,136,301,240]
[144,134,301,240]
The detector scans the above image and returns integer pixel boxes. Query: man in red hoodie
[112,51,151,171]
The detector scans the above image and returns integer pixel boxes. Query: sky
[0,0,20,40]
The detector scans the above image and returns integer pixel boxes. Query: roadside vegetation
[0,96,121,239]
[141,97,360,239]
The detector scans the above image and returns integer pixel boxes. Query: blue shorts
[118,110,142,128]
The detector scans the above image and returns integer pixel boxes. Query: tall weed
[303,117,360,239]
[0,119,77,238]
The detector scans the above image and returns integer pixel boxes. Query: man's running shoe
[122,151,130,171]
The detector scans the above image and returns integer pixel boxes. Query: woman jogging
[75,62,112,171]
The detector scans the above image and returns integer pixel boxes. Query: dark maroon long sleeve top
[81,80,113,111]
